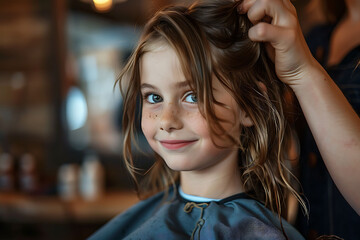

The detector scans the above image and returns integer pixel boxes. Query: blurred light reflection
[66,87,88,131]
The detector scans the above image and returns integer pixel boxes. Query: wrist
[290,58,329,96]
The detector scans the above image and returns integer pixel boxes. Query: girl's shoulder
[87,190,168,240]
[195,194,304,240]
[88,190,304,240]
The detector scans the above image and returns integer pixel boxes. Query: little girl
[88,0,360,238]
[89,0,306,239]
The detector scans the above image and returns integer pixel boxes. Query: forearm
[239,0,360,214]
[293,61,360,215]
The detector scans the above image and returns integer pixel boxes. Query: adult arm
[239,0,360,215]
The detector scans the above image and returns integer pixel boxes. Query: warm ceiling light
[93,0,113,12]
[80,0,128,12]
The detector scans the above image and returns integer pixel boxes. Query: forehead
[140,43,187,86]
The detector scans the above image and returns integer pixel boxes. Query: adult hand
[240,0,360,215]
[239,0,318,88]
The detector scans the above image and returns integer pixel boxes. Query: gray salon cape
[88,188,304,240]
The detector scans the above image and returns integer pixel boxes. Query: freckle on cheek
[186,112,198,118]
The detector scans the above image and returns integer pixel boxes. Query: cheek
[141,109,157,139]
[210,107,241,147]
[220,109,238,132]
[186,111,211,137]
[214,99,241,135]
[188,113,227,152]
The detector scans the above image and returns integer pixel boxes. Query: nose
[159,103,183,132]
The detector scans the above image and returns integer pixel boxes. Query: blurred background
[0,0,323,239]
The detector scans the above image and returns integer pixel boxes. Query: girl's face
[140,44,251,173]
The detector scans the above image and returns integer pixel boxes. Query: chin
[163,159,197,172]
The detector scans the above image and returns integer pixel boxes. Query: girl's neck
[180,151,244,199]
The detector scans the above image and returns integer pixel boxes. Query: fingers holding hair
[238,0,256,14]
[240,0,297,27]
[238,0,296,13]
[238,0,315,86]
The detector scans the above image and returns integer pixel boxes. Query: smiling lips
[160,140,198,150]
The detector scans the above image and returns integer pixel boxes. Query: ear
[239,111,253,127]
[257,81,267,94]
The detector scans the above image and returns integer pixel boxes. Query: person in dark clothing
[296,0,360,239]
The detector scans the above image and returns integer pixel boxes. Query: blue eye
[145,93,163,104]
[184,92,197,103]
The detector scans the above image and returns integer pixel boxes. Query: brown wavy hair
[118,0,307,221]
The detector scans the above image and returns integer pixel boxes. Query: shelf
[0,191,139,224]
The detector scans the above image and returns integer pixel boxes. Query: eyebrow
[140,81,191,90]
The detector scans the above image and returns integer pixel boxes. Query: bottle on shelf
[58,163,79,201]
[79,154,105,201]
[0,153,15,192]
[18,153,38,193]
